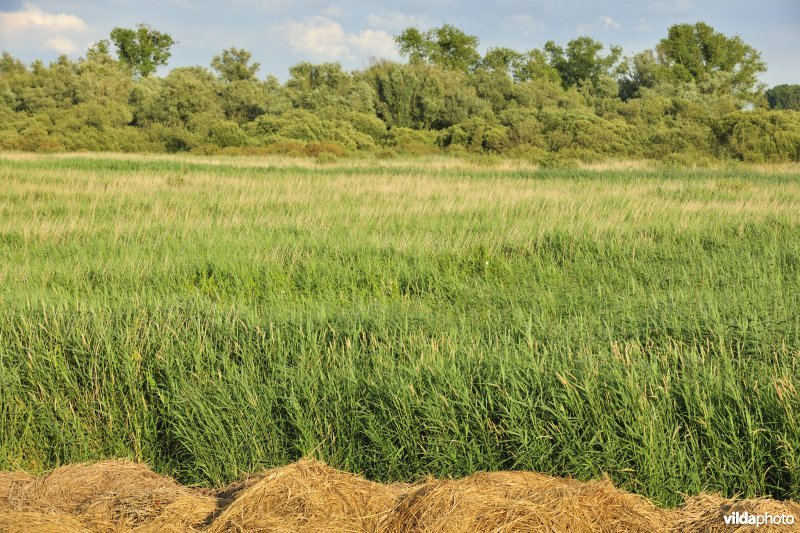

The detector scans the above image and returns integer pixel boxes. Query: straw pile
[1,459,798,532]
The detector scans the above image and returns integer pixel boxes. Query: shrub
[539,109,634,156]
[384,127,440,155]
[714,110,800,162]
[208,121,248,148]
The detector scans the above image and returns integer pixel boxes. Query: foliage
[655,22,766,101]
[766,84,800,111]
[618,50,658,101]
[714,109,800,162]
[211,47,260,82]
[544,36,622,92]
[0,20,797,162]
[110,23,175,78]
[395,24,480,72]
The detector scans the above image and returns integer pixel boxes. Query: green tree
[656,22,765,100]
[218,80,270,123]
[211,48,260,82]
[512,49,561,83]
[395,28,429,64]
[618,50,658,100]
[361,60,487,130]
[715,109,800,162]
[480,47,523,76]
[766,84,800,111]
[544,36,622,91]
[110,23,175,78]
[360,61,434,128]
[85,40,116,65]
[0,52,27,76]
[395,24,480,72]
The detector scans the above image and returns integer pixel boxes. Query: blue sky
[0,0,797,86]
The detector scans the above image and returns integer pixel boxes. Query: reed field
[0,153,799,508]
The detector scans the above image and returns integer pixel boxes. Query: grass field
[0,153,798,507]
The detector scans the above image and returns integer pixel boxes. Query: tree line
[1,21,798,163]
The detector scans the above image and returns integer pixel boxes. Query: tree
[395,28,428,65]
[211,47,260,82]
[766,84,800,111]
[512,49,561,83]
[480,47,524,76]
[285,62,376,114]
[544,37,622,91]
[360,61,436,128]
[618,50,658,100]
[395,24,480,72]
[85,40,115,65]
[428,25,480,71]
[0,52,27,76]
[110,23,175,78]
[655,22,765,99]
[218,80,270,123]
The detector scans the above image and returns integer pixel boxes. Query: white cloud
[284,16,349,59]
[576,15,622,35]
[348,29,397,58]
[0,3,89,55]
[0,3,87,33]
[282,16,398,62]
[366,11,427,31]
[45,36,80,55]
[599,16,621,30]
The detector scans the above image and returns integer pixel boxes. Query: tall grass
[0,153,798,506]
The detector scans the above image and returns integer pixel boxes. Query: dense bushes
[715,110,800,162]
[0,23,798,162]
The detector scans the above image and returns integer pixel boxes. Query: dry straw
[2,459,799,532]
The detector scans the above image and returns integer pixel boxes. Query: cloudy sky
[0,0,797,86]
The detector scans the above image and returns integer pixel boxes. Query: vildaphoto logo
[723,511,795,527]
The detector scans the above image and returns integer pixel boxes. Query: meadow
[0,153,798,507]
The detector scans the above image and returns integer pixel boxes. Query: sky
[0,0,797,86]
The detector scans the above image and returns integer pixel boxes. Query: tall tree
[395,28,429,65]
[618,50,658,100]
[512,49,561,83]
[0,52,27,76]
[765,84,800,111]
[110,23,175,78]
[544,37,622,91]
[211,48,260,82]
[480,47,524,77]
[655,22,765,99]
[395,24,480,72]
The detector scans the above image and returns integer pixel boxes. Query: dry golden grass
[1,459,798,532]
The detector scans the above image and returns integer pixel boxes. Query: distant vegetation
[0,21,798,163]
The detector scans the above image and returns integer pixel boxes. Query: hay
[0,471,34,511]
[208,459,400,532]
[674,493,800,532]
[0,460,216,531]
[380,472,666,532]
[0,510,88,532]
[1,459,798,532]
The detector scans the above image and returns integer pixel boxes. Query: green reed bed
[0,154,798,506]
